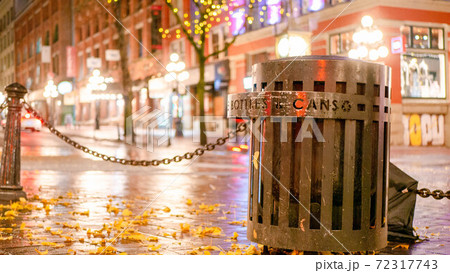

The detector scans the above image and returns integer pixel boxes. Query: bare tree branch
[206,34,237,60]
[165,0,200,54]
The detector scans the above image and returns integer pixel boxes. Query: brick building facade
[14,0,73,120]
[156,0,450,146]
[73,0,163,125]
[0,0,15,91]
[9,0,450,146]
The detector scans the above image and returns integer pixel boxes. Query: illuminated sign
[391,36,405,54]
[308,0,325,12]
[230,10,246,36]
[267,0,282,25]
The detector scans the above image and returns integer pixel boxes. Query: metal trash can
[228,56,391,252]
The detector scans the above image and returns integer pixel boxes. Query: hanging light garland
[160,0,278,42]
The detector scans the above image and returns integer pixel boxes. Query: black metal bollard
[0,83,27,202]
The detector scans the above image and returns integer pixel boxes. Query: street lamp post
[164,53,190,144]
[87,69,107,130]
[43,80,59,126]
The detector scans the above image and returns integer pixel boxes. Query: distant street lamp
[43,80,58,126]
[87,69,108,130]
[348,15,389,61]
[164,53,190,143]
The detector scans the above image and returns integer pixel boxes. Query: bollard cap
[5,83,28,98]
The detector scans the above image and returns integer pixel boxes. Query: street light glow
[369,49,379,61]
[357,46,368,58]
[361,15,373,28]
[170,53,180,62]
[378,46,389,58]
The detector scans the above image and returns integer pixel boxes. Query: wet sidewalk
[0,133,449,254]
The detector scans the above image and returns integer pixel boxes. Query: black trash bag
[387,162,419,242]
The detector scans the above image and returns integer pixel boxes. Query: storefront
[397,24,448,147]
[148,60,230,131]
[315,5,450,146]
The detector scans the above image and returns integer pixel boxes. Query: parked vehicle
[21,113,42,132]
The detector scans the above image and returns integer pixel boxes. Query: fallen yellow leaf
[180,223,190,233]
[186,199,193,206]
[35,248,48,255]
[231,232,239,240]
[162,207,171,213]
[122,209,133,217]
[4,210,18,217]
[148,244,161,251]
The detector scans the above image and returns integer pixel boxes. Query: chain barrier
[0,100,8,115]
[414,188,450,200]
[22,101,248,166]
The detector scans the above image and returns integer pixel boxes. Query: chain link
[0,100,8,115]
[414,188,450,200]
[23,101,248,167]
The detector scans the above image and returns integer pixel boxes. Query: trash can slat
[279,120,292,228]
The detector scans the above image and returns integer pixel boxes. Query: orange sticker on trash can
[293,92,308,117]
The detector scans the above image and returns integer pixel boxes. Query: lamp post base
[0,186,27,203]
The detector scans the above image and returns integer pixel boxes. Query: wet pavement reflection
[0,131,449,254]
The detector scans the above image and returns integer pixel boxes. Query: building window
[170,39,185,61]
[137,28,143,57]
[401,26,444,50]
[53,24,59,43]
[401,53,446,99]
[28,19,33,33]
[210,26,227,60]
[76,27,82,43]
[94,19,99,33]
[29,43,33,58]
[44,31,50,45]
[329,30,354,55]
[150,6,162,52]
[36,37,41,53]
[169,0,183,27]
[52,54,59,76]
[400,25,446,99]
[103,13,109,29]
[137,0,144,11]
[125,0,131,16]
